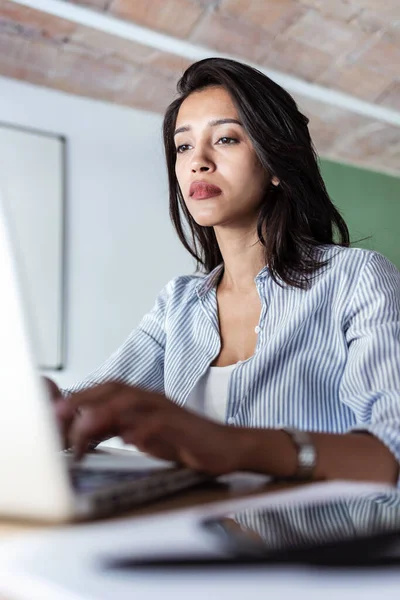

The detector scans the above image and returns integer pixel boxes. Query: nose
[191,162,210,173]
[190,147,215,174]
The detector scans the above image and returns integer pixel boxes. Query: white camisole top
[185,363,238,423]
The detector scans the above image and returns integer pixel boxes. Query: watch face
[298,445,316,469]
[281,429,316,476]
[202,491,400,563]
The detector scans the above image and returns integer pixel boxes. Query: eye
[176,144,192,153]
[217,137,239,145]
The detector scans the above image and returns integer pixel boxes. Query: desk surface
[0,478,398,600]
[0,448,395,600]
[0,474,293,538]
[0,474,296,600]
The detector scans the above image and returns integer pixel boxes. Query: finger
[69,388,147,458]
[54,396,75,421]
[42,376,62,401]
[67,382,124,409]
[70,404,120,459]
[67,382,156,416]
[52,398,75,449]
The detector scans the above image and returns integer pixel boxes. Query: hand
[42,376,72,449]
[42,377,110,450]
[64,382,249,475]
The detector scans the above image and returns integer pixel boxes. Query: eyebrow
[174,118,243,137]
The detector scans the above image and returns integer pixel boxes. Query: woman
[52,58,400,485]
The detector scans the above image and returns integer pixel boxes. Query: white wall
[0,76,195,389]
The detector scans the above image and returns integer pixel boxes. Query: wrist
[235,428,298,477]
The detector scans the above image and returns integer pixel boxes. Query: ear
[271,176,280,187]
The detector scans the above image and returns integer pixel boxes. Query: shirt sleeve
[339,251,400,466]
[61,280,171,397]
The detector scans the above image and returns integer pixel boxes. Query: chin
[187,207,218,227]
[191,215,222,228]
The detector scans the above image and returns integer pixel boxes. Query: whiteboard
[0,123,65,369]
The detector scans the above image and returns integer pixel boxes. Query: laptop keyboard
[69,467,157,494]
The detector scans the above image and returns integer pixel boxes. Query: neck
[215,225,266,293]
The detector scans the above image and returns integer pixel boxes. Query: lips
[189,181,222,200]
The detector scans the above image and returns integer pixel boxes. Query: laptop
[0,189,207,523]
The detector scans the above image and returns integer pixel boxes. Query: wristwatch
[281,427,317,480]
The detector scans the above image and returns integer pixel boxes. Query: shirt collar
[195,264,224,298]
[195,264,270,298]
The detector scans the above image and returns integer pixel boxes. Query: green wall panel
[320,159,400,270]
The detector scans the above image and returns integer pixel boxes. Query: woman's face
[174,85,275,229]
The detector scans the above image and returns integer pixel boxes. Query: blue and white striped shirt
[66,244,400,468]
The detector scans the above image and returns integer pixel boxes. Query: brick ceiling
[1,0,400,176]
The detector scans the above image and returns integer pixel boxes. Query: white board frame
[0,121,66,370]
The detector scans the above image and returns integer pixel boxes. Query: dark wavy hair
[163,57,351,289]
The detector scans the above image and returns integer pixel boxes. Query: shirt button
[228,417,235,425]
[254,326,261,334]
